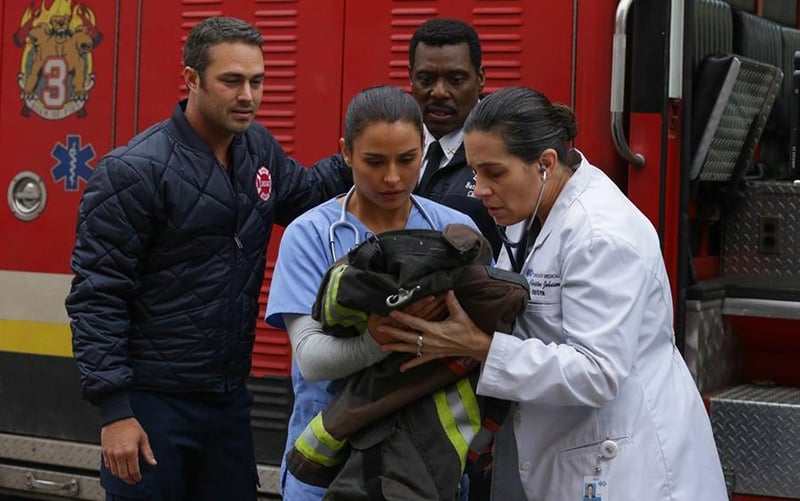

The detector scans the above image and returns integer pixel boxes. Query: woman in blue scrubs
[265,85,478,500]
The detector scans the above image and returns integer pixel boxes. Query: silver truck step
[710,384,800,499]
[0,433,280,499]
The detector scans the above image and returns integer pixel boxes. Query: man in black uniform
[410,18,501,257]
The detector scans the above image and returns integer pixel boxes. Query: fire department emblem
[13,0,103,120]
[256,166,272,201]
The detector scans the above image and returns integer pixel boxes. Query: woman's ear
[539,148,558,172]
[339,138,352,167]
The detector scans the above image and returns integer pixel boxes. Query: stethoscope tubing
[329,186,437,261]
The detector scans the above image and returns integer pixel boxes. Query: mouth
[485,204,504,219]
[380,190,405,197]
[425,104,456,121]
[231,109,254,120]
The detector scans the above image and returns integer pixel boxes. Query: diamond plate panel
[684,299,741,393]
[0,433,281,497]
[711,385,800,498]
[0,464,103,500]
[699,61,782,182]
[722,181,800,278]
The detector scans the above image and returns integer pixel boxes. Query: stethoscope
[329,185,437,261]
[497,164,547,273]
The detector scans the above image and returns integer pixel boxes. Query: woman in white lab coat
[379,87,728,500]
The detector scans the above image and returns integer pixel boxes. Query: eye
[415,73,433,86]
[450,75,467,86]
[398,155,417,165]
[364,158,384,167]
[250,78,264,88]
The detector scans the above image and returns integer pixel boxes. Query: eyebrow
[218,71,265,79]
[360,147,419,159]
[473,161,504,169]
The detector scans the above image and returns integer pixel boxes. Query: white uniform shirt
[479,153,727,500]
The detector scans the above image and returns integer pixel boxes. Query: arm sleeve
[478,235,648,407]
[285,314,388,382]
[65,155,156,424]
[271,146,353,226]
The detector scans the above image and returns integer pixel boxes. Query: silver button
[520,461,531,471]
[600,440,619,459]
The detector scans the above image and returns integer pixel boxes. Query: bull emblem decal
[13,0,102,119]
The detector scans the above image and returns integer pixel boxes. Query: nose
[431,78,449,99]
[239,83,254,102]
[473,174,491,199]
[384,163,402,185]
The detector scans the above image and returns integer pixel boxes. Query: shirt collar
[423,126,464,166]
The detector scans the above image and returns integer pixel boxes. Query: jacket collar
[166,99,246,155]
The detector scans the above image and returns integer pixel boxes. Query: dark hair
[343,86,423,150]
[464,86,577,162]
[409,18,482,72]
[183,17,263,78]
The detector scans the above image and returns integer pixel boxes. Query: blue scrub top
[266,194,477,499]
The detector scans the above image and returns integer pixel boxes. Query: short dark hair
[183,17,263,78]
[464,87,578,162]
[409,18,482,72]
[343,86,423,150]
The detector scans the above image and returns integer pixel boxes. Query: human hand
[100,417,157,484]
[367,295,445,345]
[378,291,491,371]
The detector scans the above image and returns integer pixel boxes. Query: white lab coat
[478,154,727,500]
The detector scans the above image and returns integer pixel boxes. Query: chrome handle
[26,472,79,496]
[611,0,646,169]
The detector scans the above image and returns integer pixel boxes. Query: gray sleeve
[284,314,389,382]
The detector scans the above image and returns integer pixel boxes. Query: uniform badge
[255,166,272,201]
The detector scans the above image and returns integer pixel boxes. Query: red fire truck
[1,0,798,499]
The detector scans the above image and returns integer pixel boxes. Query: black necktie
[417,141,444,194]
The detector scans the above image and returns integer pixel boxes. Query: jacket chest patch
[255,166,272,201]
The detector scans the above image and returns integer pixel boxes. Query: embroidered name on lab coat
[525,270,561,298]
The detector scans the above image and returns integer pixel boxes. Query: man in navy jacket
[410,18,501,258]
[65,17,351,500]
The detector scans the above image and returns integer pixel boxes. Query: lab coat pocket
[557,435,631,462]
[519,301,562,342]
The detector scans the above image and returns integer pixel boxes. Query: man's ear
[477,66,486,92]
[339,138,352,167]
[184,66,199,92]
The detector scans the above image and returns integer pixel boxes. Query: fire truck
[1,0,798,499]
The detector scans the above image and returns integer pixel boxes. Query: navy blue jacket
[414,144,501,257]
[66,101,351,424]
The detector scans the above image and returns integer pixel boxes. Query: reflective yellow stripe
[0,320,72,358]
[323,265,368,332]
[433,378,482,471]
[456,377,481,435]
[294,413,348,467]
[309,412,347,451]
[295,434,341,467]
